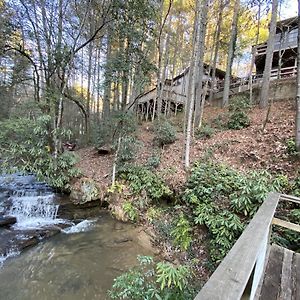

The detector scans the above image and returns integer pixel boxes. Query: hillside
[77,99,299,195]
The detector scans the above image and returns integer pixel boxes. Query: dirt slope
[76,99,299,194]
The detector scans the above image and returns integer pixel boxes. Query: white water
[8,194,66,230]
[0,249,20,267]
[62,219,96,234]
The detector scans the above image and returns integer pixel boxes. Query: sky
[281,0,297,19]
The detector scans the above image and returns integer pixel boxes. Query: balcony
[254,29,297,56]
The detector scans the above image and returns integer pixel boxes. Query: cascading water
[0,174,154,300]
[9,194,62,229]
[0,173,70,264]
[0,173,66,230]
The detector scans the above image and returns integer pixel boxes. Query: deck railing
[254,31,297,56]
[137,66,297,106]
[194,192,300,300]
[216,65,297,94]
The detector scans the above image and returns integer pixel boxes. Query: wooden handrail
[194,192,300,300]
[194,192,280,300]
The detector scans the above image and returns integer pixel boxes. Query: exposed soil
[76,99,299,197]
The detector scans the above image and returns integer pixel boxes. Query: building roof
[172,63,227,82]
[276,16,298,33]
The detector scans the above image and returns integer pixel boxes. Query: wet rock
[0,216,17,227]
[113,222,124,231]
[114,237,133,244]
[70,178,101,205]
[18,235,39,250]
[110,205,128,222]
[0,227,61,257]
[57,200,103,220]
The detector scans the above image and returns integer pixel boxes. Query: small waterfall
[8,194,64,229]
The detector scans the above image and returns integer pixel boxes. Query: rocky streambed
[0,173,154,299]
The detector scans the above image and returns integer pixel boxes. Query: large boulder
[70,178,101,205]
[0,216,17,227]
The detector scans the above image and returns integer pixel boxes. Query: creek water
[0,174,153,300]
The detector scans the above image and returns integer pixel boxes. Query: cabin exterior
[136,63,226,120]
[254,16,298,79]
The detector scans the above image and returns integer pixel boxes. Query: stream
[0,174,153,300]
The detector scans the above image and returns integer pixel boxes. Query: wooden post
[145,102,149,121]
[175,103,178,116]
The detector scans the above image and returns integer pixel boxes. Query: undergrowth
[183,160,288,262]
[118,164,172,201]
[108,256,196,300]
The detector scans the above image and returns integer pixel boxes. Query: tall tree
[193,0,209,129]
[154,0,174,120]
[259,0,278,108]
[296,0,300,150]
[222,0,240,107]
[209,0,224,103]
[184,0,203,169]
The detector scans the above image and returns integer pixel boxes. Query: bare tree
[193,0,209,129]
[209,0,225,103]
[153,0,174,121]
[222,0,240,107]
[259,0,278,108]
[296,0,300,150]
[184,0,202,169]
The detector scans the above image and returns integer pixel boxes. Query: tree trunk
[296,0,300,150]
[209,0,224,103]
[184,0,201,169]
[222,0,240,107]
[156,30,171,119]
[249,2,261,104]
[103,32,112,119]
[153,0,173,121]
[193,0,209,129]
[259,0,278,108]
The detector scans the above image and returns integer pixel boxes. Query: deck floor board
[258,245,300,300]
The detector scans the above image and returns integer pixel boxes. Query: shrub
[171,213,193,251]
[183,161,288,261]
[195,124,215,139]
[118,164,172,201]
[230,172,289,217]
[117,136,141,164]
[227,94,250,130]
[108,256,195,300]
[108,256,158,300]
[227,111,250,129]
[146,151,161,169]
[183,161,240,205]
[194,202,244,262]
[0,116,80,190]
[156,261,191,291]
[146,206,163,223]
[95,111,137,147]
[212,114,226,130]
[286,138,299,156]
[154,120,177,146]
[123,201,138,222]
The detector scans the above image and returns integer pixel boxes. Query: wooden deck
[257,244,300,300]
[194,193,300,300]
[136,67,297,119]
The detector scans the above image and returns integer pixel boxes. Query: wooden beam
[194,193,280,300]
[280,194,300,205]
[272,218,300,233]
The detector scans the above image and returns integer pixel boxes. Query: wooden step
[258,244,300,300]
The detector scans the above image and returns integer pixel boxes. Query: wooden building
[254,16,298,79]
[136,63,226,120]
